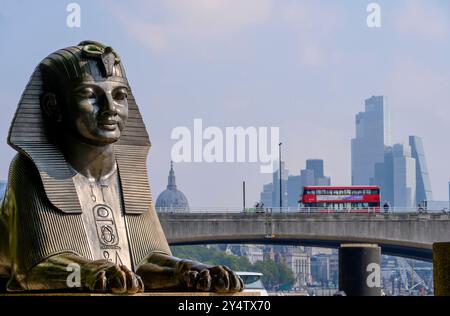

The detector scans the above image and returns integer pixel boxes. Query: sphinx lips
[98,120,118,130]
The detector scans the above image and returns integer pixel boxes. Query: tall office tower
[304,159,330,185]
[298,159,331,199]
[300,168,315,187]
[287,175,301,207]
[409,136,433,205]
[351,96,391,185]
[392,144,416,209]
[272,161,289,208]
[306,159,324,178]
[374,147,394,205]
[260,159,331,208]
[260,183,274,207]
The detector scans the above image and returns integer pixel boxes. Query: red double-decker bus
[299,186,381,213]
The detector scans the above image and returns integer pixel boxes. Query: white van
[236,271,268,296]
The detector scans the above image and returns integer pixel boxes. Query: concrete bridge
[158,211,450,261]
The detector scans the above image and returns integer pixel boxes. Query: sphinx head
[39,41,129,146]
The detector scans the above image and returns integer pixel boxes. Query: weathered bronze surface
[0,41,243,294]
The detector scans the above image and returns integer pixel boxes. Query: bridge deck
[158,212,450,261]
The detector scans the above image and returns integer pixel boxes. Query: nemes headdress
[8,41,152,214]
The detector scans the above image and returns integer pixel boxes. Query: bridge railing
[156,206,450,215]
[156,206,243,213]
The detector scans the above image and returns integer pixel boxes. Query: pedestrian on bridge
[383,201,390,214]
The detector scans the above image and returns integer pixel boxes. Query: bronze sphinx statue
[0,41,243,294]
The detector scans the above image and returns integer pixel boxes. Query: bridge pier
[339,244,381,296]
[433,242,450,296]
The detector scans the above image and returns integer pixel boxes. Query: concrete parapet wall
[159,213,450,260]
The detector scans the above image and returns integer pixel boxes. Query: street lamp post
[279,142,282,211]
[243,181,246,212]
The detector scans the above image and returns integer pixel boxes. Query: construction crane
[396,258,429,294]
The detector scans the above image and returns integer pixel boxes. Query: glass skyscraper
[374,148,394,205]
[287,175,301,207]
[306,159,324,178]
[260,183,273,208]
[351,96,390,185]
[409,136,433,205]
[392,144,416,209]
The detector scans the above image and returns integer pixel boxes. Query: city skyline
[0,1,449,207]
[260,158,331,208]
[0,1,449,298]
[351,96,434,208]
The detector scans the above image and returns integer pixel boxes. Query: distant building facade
[260,159,331,208]
[351,96,390,185]
[284,247,311,288]
[287,175,301,207]
[260,183,274,207]
[374,148,395,205]
[0,181,6,201]
[392,144,417,208]
[311,254,330,285]
[155,162,190,212]
[376,144,417,208]
[409,136,433,205]
[296,159,331,206]
[227,244,264,264]
[328,250,339,287]
[272,161,289,208]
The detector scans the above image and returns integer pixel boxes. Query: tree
[172,245,295,290]
[253,260,294,290]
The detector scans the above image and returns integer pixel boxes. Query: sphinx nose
[101,93,117,116]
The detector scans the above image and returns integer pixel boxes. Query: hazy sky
[0,0,449,207]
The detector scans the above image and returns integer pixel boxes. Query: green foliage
[172,245,253,271]
[253,260,294,289]
[172,245,295,290]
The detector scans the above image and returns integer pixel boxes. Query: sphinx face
[63,78,129,145]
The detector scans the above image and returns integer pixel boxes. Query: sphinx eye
[78,88,96,99]
[113,88,128,101]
